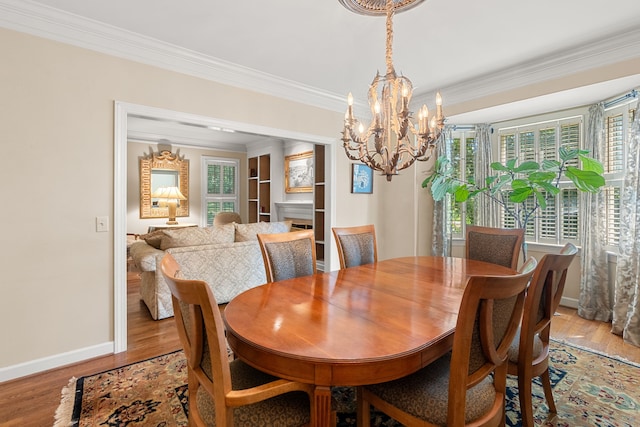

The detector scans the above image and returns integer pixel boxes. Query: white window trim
[201,156,239,227]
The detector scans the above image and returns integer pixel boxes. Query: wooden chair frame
[332,224,378,269]
[358,258,537,427]
[160,253,315,426]
[508,243,577,427]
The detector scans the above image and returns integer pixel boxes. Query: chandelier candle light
[341,0,444,181]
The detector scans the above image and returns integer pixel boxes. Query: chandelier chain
[385,0,394,76]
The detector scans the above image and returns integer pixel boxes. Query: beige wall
[1,23,638,380]
[0,28,342,377]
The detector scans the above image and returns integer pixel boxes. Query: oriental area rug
[54,340,640,427]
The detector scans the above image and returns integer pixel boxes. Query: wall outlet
[96,216,109,232]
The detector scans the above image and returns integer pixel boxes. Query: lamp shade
[152,186,186,200]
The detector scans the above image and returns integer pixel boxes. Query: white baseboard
[560,296,579,309]
[0,341,113,383]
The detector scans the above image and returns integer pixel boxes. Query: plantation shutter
[500,133,516,163]
[519,131,535,163]
[561,189,579,240]
[605,114,624,173]
[604,186,621,247]
[561,123,580,168]
[539,191,557,240]
[539,128,556,162]
[204,159,238,226]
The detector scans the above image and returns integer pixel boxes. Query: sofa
[129,221,292,320]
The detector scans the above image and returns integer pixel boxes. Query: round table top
[223,256,515,386]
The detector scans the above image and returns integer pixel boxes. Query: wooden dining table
[223,256,515,427]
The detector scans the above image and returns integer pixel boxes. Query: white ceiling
[3,0,640,146]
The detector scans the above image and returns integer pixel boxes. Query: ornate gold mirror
[140,149,189,219]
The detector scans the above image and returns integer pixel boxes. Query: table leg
[313,385,334,427]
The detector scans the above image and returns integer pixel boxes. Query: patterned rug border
[549,337,640,368]
[54,340,639,426]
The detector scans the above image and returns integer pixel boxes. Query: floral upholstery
[263,238,315,282]
[337,233,375,268]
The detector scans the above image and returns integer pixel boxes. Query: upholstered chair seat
[195,360,311,425]
[362,353,496,425]
[213,211,241,226]
[508,330,543,363]
[332,225,378,269]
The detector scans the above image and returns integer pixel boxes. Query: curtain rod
[604,89,638,109]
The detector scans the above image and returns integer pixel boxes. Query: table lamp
[152,186,187,224]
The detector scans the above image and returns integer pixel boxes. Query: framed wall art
[351,163,373,194]
[285,151,314,193]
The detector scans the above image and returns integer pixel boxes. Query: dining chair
[212,211,241,226]
[507,242,578,427]
[466,225,525,269]
[257,229,317,282]
[332,224,378,269]
[357,257,538,427]
[159,253,315,426]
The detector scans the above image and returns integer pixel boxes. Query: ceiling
[3,0,640,147]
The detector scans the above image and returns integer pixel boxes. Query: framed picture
[351,164,373,194]
[285,151,314,193]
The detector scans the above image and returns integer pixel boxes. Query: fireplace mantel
[275,202,313,226]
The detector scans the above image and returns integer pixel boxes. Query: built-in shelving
[248,154,271,223]
[314,145,326,269]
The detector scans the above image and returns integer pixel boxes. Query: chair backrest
[332,224,378,269]
[160,253,233,426]
[447,257,537,425]
[519,243,578,360]
[257,229,317,283]
[213,211,241,226]
[466,225,525,269]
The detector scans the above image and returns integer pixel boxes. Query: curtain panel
[612,98,640,346]
[474,124,500,228]
[578,103,612,322]
[431,127,452,256]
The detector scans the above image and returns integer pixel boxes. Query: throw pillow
[140,230,165,249]
[234,221,292,242]
[160,224,235,250]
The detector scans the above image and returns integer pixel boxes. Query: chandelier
[340,0,444,181]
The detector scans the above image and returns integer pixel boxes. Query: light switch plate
[96,216,109,232]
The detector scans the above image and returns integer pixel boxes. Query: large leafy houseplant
[422,147,606,256]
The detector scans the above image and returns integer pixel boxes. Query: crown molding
[2,0,639,116]
[414,25,640,109]
[0,0,347,112]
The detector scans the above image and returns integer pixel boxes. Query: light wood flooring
[1,273,639,426]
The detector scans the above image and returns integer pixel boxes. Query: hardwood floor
[0,273,639,426]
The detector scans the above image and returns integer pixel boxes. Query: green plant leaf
[454,185,470,202]
[511,179,529,189]
[514,161,540,172]
[542,159,561,170]
[506,159,517,169]
[534,190,547,209]
[491,162,509,171]
[537,182,561,195]
[579,155,605,174]
[559,147,579,161]
[510,187,533,202]
[528,171,557,182]
[565,167,606,192]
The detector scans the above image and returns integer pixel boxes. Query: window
[202,157,239,226]
[447,131,476,236]
[497,117,583,245]
[601,102,635,249]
